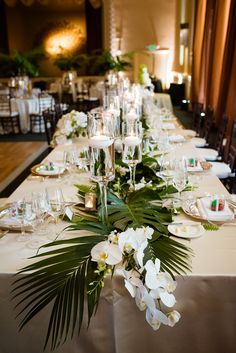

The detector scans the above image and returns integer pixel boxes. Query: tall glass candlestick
[88,112,115,223]
[122,121,142,190]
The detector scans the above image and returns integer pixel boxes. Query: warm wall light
[45,28,84,56]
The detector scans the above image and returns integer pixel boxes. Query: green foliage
[54,53,88,72]
[87,50,132,75]
[0,48,44,77]
[202,223,219,231]
[12,144,193,351]
[53,50,132,75]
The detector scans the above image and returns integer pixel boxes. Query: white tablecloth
[0,131,236,352]
[11,96,53,133]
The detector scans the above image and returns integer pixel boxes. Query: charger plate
[182,198,235,224]
[31,164,66,178]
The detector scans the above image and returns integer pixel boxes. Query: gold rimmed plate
[31,164,66,178]
[182,198,235,224]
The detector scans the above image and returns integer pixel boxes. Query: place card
[65,207,73,221]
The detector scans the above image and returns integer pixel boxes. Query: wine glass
[88,111,115,223]
[172,158,188,201]
[158,157,174,188]
[20,192,49,249]
[46,187,65,224]
[122,121,142,190]
[63,150,78,182]
[11,199,31,242]
[77,148,90,172]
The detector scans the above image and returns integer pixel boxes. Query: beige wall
[112,0,176,81]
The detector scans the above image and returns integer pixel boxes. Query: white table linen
[11,96,53,133]
[0,126,236,352]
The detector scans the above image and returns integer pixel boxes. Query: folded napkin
[0,218,33,232]
[162,123,175,130]
[168,135,185,143]
[197,197,234,221]
[187,161,203,172]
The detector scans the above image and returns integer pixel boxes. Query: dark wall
[85,0,102,53]
[0,0,9,53]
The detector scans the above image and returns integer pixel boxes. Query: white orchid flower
[145,259,177,307]
[146,307,169,330]
[108,231,119,244]
[118,269,143,298]
[135,285,156,312]
[91,241,122,266]
[150,287,176,308]
[136,240,148,268]
[134,177,152,191]
[118,227,153,254]
[167,310,181,327]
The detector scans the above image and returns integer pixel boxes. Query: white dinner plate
[31,164,65,177]
[168,222,205,238]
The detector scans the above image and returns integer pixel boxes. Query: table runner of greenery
[12,150,192,351]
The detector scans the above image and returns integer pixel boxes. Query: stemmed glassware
[11,199,31,242]
[63,150,78,182]
[172,158,188,201]
[122,121,143,190]
[46,187,65,224]
[158,157,174,188]
[88,111,115,223]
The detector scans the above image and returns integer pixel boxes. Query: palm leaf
[12,234,106,350]
[12,187,192,350]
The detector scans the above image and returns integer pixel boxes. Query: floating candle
[89,135,114,148]
[123,136,142,146]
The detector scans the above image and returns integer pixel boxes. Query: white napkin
[168,135,185,143]
[187,161,203,172]
[162,123,175,130]
[197,197,234,221]
[0,217,32,232]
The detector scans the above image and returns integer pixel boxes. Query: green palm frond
[12,186,192,350]
[12,234,106,351]
[107,188,169,231]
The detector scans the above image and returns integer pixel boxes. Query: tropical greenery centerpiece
[12,147,192,351]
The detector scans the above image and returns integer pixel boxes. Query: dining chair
[210,143,236,192]
[191,106,214,148]
[42,108,58,146]
[30,93,54,133]
[0,94,21,134]
[192,102,204,136]
[213,114,228,159]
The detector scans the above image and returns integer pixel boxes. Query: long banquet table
[0,129,236,353]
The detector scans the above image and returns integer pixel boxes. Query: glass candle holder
[122,121,143,190]
[88,111,115,223]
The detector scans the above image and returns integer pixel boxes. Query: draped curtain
[192,0,236,133]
